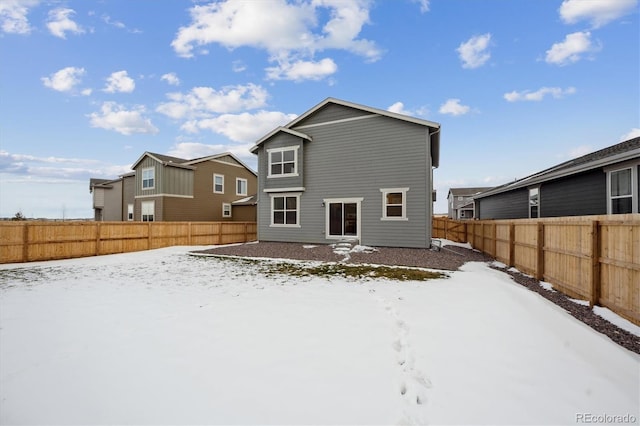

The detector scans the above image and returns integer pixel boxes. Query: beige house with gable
[90,152,257,222]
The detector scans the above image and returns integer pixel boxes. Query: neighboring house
[447,187,492,219]
[474,137,640,219]
[249,97,441,248]
[90,152,257,222]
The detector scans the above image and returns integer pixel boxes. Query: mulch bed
[193,241,640,355]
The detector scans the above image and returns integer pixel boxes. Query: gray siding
[539,169,606,217]
[477,188,529,219]
[257,112,434,248]
[134,157,193,197]
[260,133,305,191]
[294,103,370,127]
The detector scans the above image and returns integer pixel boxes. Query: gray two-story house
[249,98,441,248]
[447,187,492,219]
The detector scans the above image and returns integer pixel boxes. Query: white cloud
[232,60,247,72]
[161,72,180,86]
[568,145,594,159]
[171,0,381,80]
[545,31,599,66]
[103,70,135,93]
[387,101,410,115]
[0,0,38,34]
[620,128,640,141]
[503,86,577,102]
[46,7,84,39]
[41,66,86,92]
[412,0,430,13]
[266,58,337,81]
[88,102,158,135]
[559,0,638,28]
[457,33,491,69]
[438,99,470,116]
[182,110,297,143]
[156,83,269,119]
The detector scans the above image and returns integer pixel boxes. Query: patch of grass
[261,262,445,281]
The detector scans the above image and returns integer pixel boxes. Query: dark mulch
[193,241,639,355]
[192,241,493,271]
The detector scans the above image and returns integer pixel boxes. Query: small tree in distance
[12,210,26,221]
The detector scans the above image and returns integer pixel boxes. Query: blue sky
[1,0,638,218]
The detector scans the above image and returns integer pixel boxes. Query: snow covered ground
[1,244,638,425]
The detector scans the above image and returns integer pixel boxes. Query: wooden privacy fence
[0,221,257,264]
[433,215,640,326]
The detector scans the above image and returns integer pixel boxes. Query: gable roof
[249,97,441,166]
[475,136,640,199]
[129,151,256,175]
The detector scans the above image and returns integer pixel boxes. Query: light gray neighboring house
[447,187,492,219]
[473,136,640,219]
[90,173,135,221]
[249,97,441,248]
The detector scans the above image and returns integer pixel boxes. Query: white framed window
[270,193,300,227]
[529,187,540,218]
[214,174,224,194]
[127,204,134,221]
[141,201,154,222]
[236,178,248,196]
[607,167,633,214]
[222,203,232,218]
[142,167,155,189]
[380,188,409,220]
[267,146,298,178]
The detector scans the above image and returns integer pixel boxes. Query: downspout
[427,127,441,245]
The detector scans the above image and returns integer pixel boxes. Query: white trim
[127,204,134,221]
[294,114,377,130]
[380,188,409,220]
[222,202,232,218]
[528,186,540,218]
[213,173,224,194]
[212,159,244,169]
[323,197,363,240]
[269,193,301,228]
[267,146,299,178]
[606,161,639,214]
[263,186,305,193]
[141,167,155,190]
[135,193,194,199]
[236,177,248,196]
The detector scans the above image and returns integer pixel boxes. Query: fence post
[244,222,248,242]
[96,222,101,256]
[590,220,601,308]
[188,222,192,245]
[492,223,497,257]
[536,222,544,281]
[218,222,223,244]
[22,222,29,262]
[148,222,152,250]
[508,223,515,267]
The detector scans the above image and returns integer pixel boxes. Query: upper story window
[268,146,298,178]
[142,168,154,189]
[380,188,409,220]
[236,178,248,196]
[529,187,539,218]
[609,167,633,214]
[214,174,224,194]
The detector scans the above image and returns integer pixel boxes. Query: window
[142,168,154,189]
[236,178,248,196]
[222,203,232,218]
[271,194,299,226]
[268,147,298,177]
[214,174,224,194]
[127,204,134,221]
[529,187,539,218]
[381,188,409,220]
[141,201,154,222]
[380,188,409,220]
[609,168,632,214]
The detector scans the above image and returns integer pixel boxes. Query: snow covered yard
[0,245,638,425]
